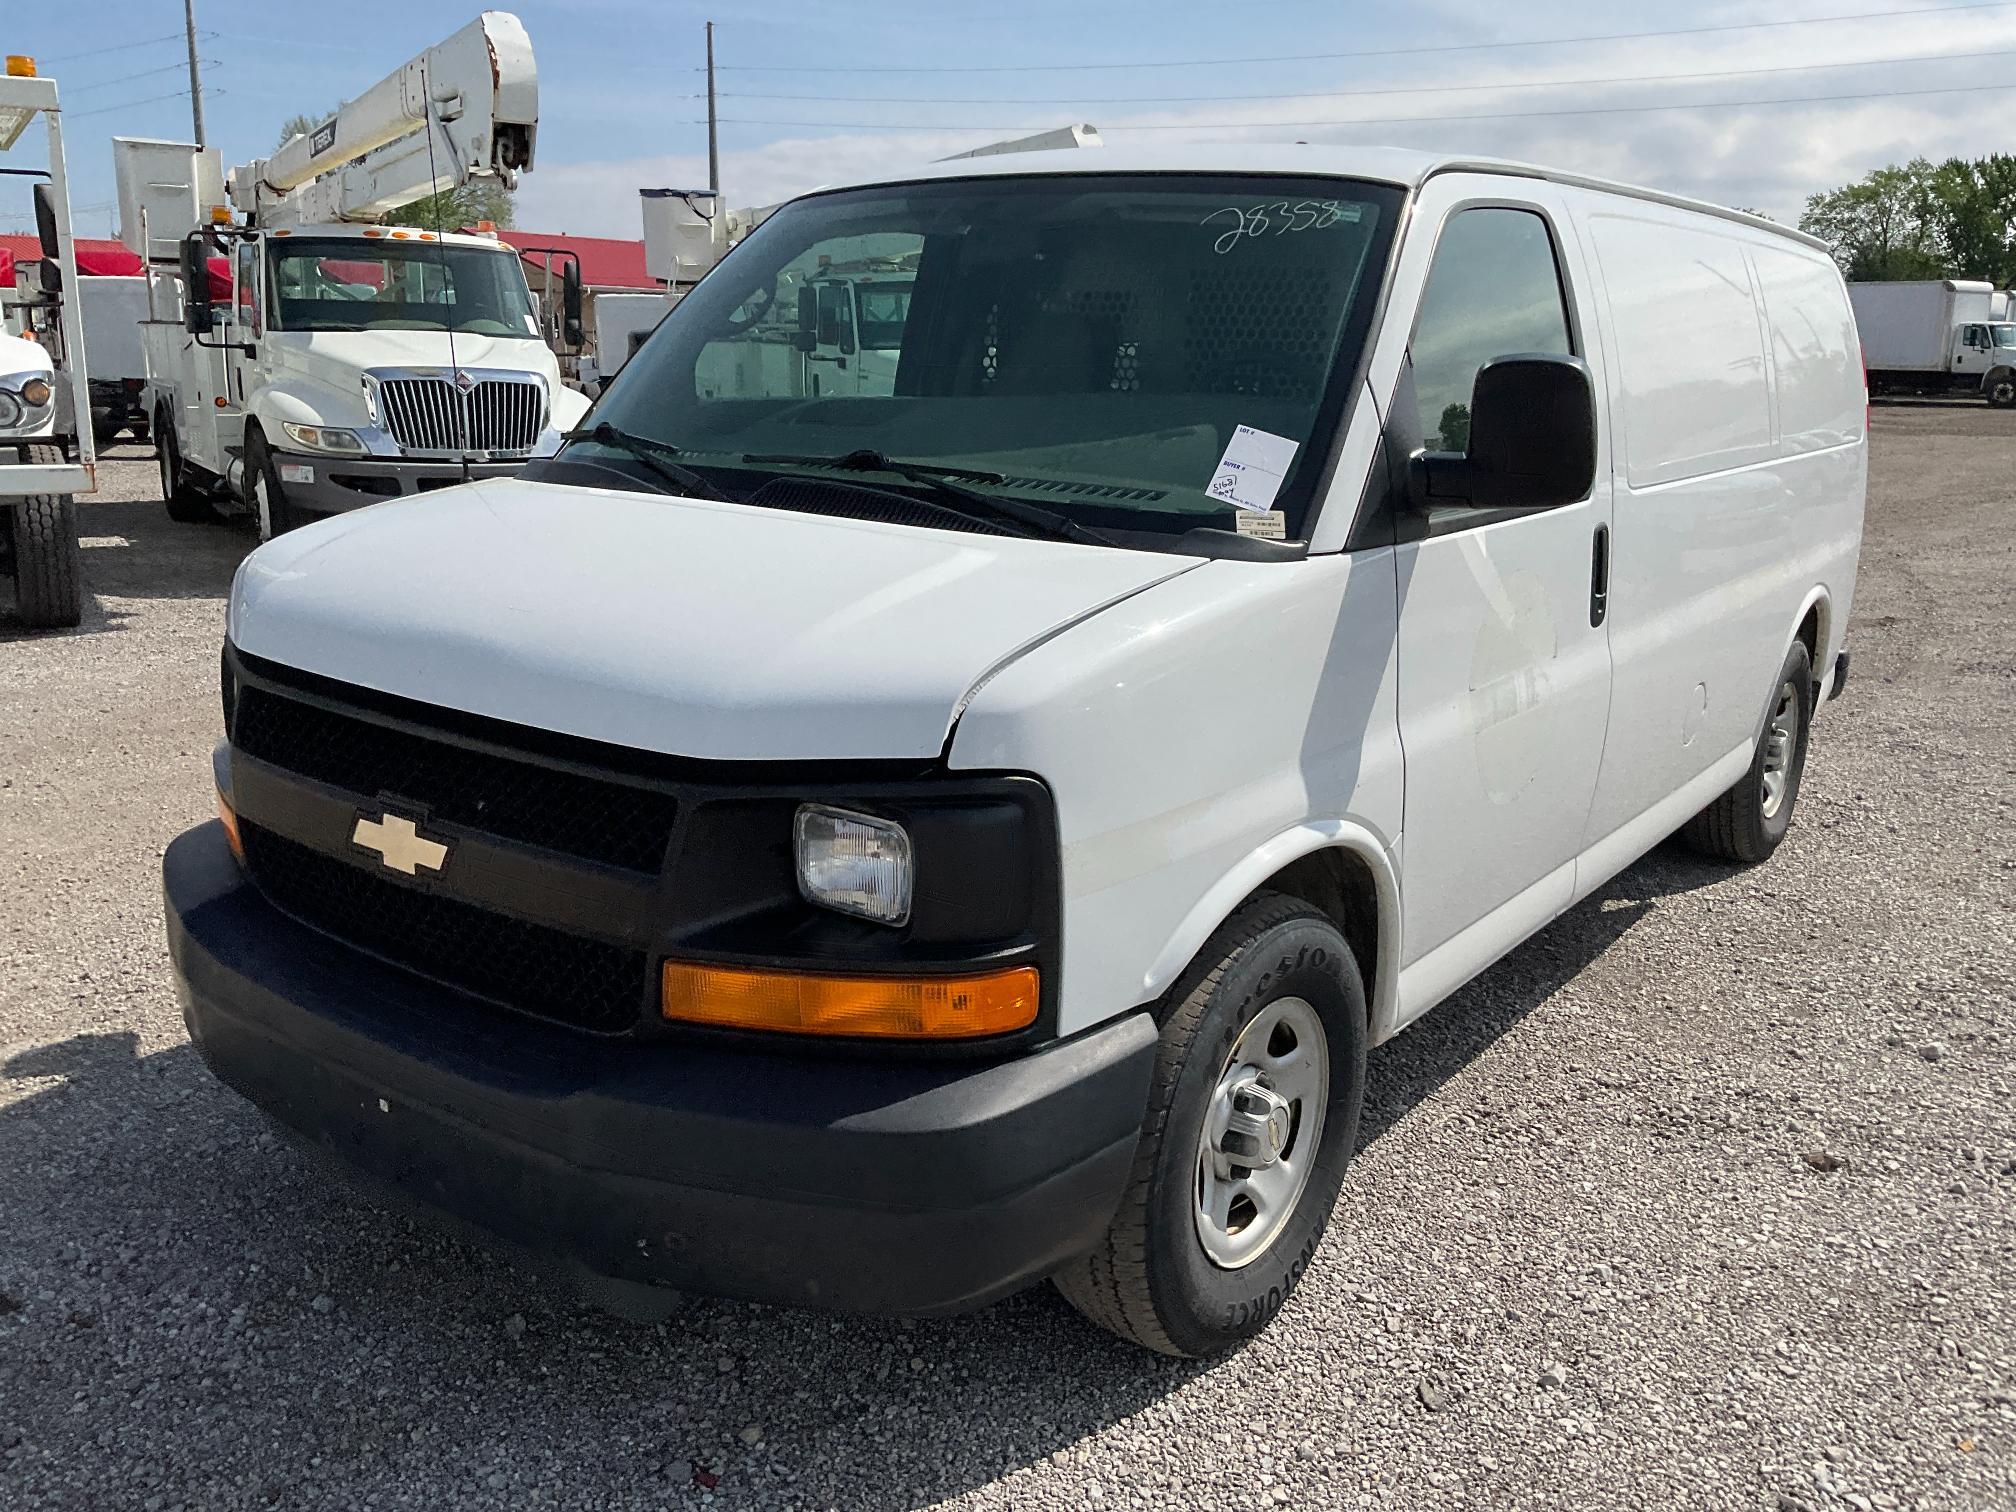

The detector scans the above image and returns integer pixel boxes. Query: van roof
[817,143,1830,254]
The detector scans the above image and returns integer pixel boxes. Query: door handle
[1589,523,1610,628]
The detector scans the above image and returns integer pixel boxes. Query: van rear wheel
[1682,640,1813,864]
[1053,893,1366,1356]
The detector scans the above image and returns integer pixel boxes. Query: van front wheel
[1054,894,1366,1356]
[1683,640,1814,864]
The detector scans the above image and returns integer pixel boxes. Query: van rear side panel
[1571,189,1864,855]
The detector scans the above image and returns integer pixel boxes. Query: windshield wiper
[740,448,1119,548]
[563,422,735,503]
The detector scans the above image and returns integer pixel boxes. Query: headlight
[0,392,19,430]
[794,804,912,925]
[281,422,367,455]
[18,377,51,407]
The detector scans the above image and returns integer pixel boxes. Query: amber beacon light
[661,960,1039,1040]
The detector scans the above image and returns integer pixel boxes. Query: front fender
[248,377,373,436]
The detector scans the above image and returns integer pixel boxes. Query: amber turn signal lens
[216,790,244,862]
[661,961,1038,1040]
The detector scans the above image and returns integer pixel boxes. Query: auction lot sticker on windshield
[1207,425,1299,513]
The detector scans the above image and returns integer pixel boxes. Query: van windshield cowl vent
[745,476,1019,538]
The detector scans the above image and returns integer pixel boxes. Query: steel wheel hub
[1194,996,1328,1271]
[1760,678,1800,819]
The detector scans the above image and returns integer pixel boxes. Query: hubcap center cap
[1218,1079,1294,1170]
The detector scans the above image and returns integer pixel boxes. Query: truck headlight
[281,422,367,455]
[18,377,51,408]
[794,804,912,925]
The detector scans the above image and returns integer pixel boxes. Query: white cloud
[512,2,2016,236]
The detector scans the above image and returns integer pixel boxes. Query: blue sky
[10,0,2016,240]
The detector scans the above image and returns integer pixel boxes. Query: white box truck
[167,146,1864,1356]
[1849,278,2016,404]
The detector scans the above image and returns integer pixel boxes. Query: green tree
[1799,159,1944,280]
[273,109,514,231]
[1927,154,2016,286]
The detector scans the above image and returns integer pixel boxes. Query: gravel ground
[1,415,2012,1512]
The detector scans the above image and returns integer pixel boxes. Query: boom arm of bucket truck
[225,12,537,227]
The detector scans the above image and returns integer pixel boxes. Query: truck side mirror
[180,234,214,335]
[32,182,60,260]
[561,261,585,350]
[1410,353,1597,512]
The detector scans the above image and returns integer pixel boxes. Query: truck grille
[232,685,678,874]
[377,375,544,454]
[240,823,648,1034]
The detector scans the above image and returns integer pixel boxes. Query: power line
[41,30,215,63]
[713,77,2016,131]
[710,0,2016,73]
[63,59,220,96]
[68,87,225,121]
[720,45,2016,105]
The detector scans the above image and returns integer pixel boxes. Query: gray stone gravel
[2,415,2013,1510]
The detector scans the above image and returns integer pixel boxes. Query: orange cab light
[389,230,410,240]
[362,228,384,238]
[216,790,244,862]
[661,961,1038,1040]
[5,56,36,79]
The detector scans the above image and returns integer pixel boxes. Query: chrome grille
[376,376,544,455]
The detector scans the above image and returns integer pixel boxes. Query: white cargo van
[164,147,1864,1356]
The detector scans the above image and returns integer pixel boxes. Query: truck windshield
[1994,324,2016,348]
[266,238,539,338]
[575,174,1402,545]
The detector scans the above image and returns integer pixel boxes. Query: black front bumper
[164,822,1156,1316]
[270,449,528,515]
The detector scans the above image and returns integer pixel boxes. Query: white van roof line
[815,143,1833,256]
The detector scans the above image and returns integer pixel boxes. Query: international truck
[118,13,587,541]
[0,52,94,630]
[1849,278,2016,405]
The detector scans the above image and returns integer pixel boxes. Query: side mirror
[1411,354,1596,512]
[561,261,585,350]
[33,182,60,260]
[790,330,816,354]
[37,259,62,296]
[180,235,215,335]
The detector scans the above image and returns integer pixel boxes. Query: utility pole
[183,0,206,147]
[705,21,719,198]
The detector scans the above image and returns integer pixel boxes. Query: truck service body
[0,54,94,629]
[118,14,588,540]
[164,145,1866,1354]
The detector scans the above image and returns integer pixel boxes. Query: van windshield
[565,174,1403,547]
[266,238,540,338]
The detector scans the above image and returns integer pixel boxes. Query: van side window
[1411,208,1571,452]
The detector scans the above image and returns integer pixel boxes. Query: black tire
[1988,370,2016,409]
[1682,640,1814,864]
[90,409,123,448]
[8,444,83,630]
[158,408,215,524]
[242,428,301,542]
[1054,893,1368,1356]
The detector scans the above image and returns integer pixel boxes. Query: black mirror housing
[32,182,60,260]
[561,261,584,348]
[1411,353,1597,512]
[180,234,214,335]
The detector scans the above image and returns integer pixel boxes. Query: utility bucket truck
[0,52,94,630]
[119,13,587,540]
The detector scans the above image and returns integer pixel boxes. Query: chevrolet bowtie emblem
[351,811,449,876]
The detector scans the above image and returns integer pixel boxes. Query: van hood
[229,478,1199,762]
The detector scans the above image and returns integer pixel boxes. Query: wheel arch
[1787,584,1832,690]
[1139,820,1403,1044]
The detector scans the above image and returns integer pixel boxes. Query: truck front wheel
[243,429,302,542]
[1053,894,1367,1356]
[1987,370,2016,408]
[158,408,216,524]
[7,444,84,630]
